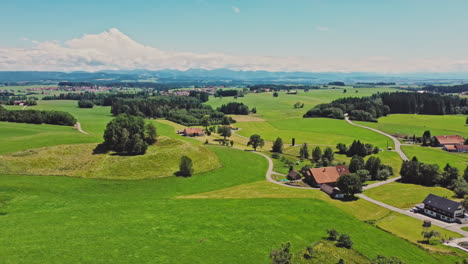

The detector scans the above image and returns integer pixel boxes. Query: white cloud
[1,28,468,73]
[315,26,329,31]
[232,6,240,13]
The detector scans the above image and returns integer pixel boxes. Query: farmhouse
[434,135,465,148]
[287,90,298,94]
[455,145,468,153]
[305,166,350,187]
[420,194,464,223]
[178,128,205,137]
[13,100,26,106]
[320,184,344,199]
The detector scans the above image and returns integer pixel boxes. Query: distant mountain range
[0,69,467,84]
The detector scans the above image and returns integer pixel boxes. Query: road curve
[345,117,408,161]
[75,122,89,135]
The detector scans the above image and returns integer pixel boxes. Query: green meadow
[1,148,463,264]
[1,88,467,263]
[356,114,468,138]
[402,145,468,171]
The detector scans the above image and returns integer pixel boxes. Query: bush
[272,153,280,159]
[337,234,353,248]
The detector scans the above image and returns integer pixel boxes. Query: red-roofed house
[434,135,465,147]
[305,166,350,187]
[178,128,205,137]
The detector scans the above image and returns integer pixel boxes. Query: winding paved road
[75,122,89,135]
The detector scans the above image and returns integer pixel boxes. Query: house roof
[308,166,350,184]
[184,128,204,134]
[444,145,457,151]
[423,194,461,214]
[320,184,343,195]
[435,135,465,145]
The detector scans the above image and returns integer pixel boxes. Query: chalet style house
[305,166,350,187]
[435,135,468,153]
[177,128,205,137]
[420,194,464,223]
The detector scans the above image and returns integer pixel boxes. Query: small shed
[320,184,345,199]
[287,170,301,180]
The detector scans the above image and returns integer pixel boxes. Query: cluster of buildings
[435,135,468,153]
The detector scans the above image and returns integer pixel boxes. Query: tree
[343,89,347,93]
[201,115,211,132]
[365,156,382,180]
[323,147,334,161]
[273,92,279,97]
[441,164,459,187]
[336,143,348,154]
[145,123,158,145]
[452,179,468,198]
[461,196,468,211]
[337,234,353,248]
[221,116,231,125]
[327,228,339,241]
[300,143,310,159]
[217,125,231,140]
[371,255,405,264]
[230,140,234,147]
[421,229,440,243]
[349,156,365,173]
[292,138,295,146]
[247,134,265,151]
[303,245,314,259]
[99,114,148,155]
[356,169,371,182]
[312,146,322,162]
[270,242,292,264]
[272,137,284,153]
[337,174,363,197]
[294,102,304,108]
[337,259,345,264]
[179,156,194,176]
[464,166,468,182]
[78,99,94,108]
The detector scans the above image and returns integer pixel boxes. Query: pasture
[1,147,463,264]
[402,145,468,171]
[365,182,457,209]
[356,114,468,138]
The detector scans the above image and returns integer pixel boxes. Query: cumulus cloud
[232,6,240,13]
[1,28,468,73]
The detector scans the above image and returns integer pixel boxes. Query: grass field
[355,114,468,138]
[1,147,464,264]
[365,182,457,209]
[0,137,221,180]
[402,145,468,171]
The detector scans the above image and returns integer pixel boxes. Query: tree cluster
[328,82,346,86]
[337,140,379,157]
[0,107,76,126]
[247,84,320,91]
[423,83,468,93]
[337,174,363,197]
[78,99,94,108]
[326,229,353,248]
[304,92,467,122]
[110,96,234,126]
[94,114,157,155]
[218,102,250,115]
[214,89,241,97]
[188,91,209,102]
[348,155,393,181]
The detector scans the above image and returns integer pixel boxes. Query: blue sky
[1,0,468,72]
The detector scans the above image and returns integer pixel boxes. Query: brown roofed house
[306,166,350,187]
[179,128,205,137]
[455,145,468,153]
[434,135,465,147]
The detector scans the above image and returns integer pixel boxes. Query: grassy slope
[0,137,221,180]
[1,148,463,264]
[402,145,468,171]
[365,182,457,209]
[355,114,468,138]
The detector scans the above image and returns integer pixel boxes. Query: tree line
[110,96,235,126]
[0,106,76,126]
[247,84,320,91]
[304,92,468,122]
[422,83,468,93]
[400,157,468,198]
